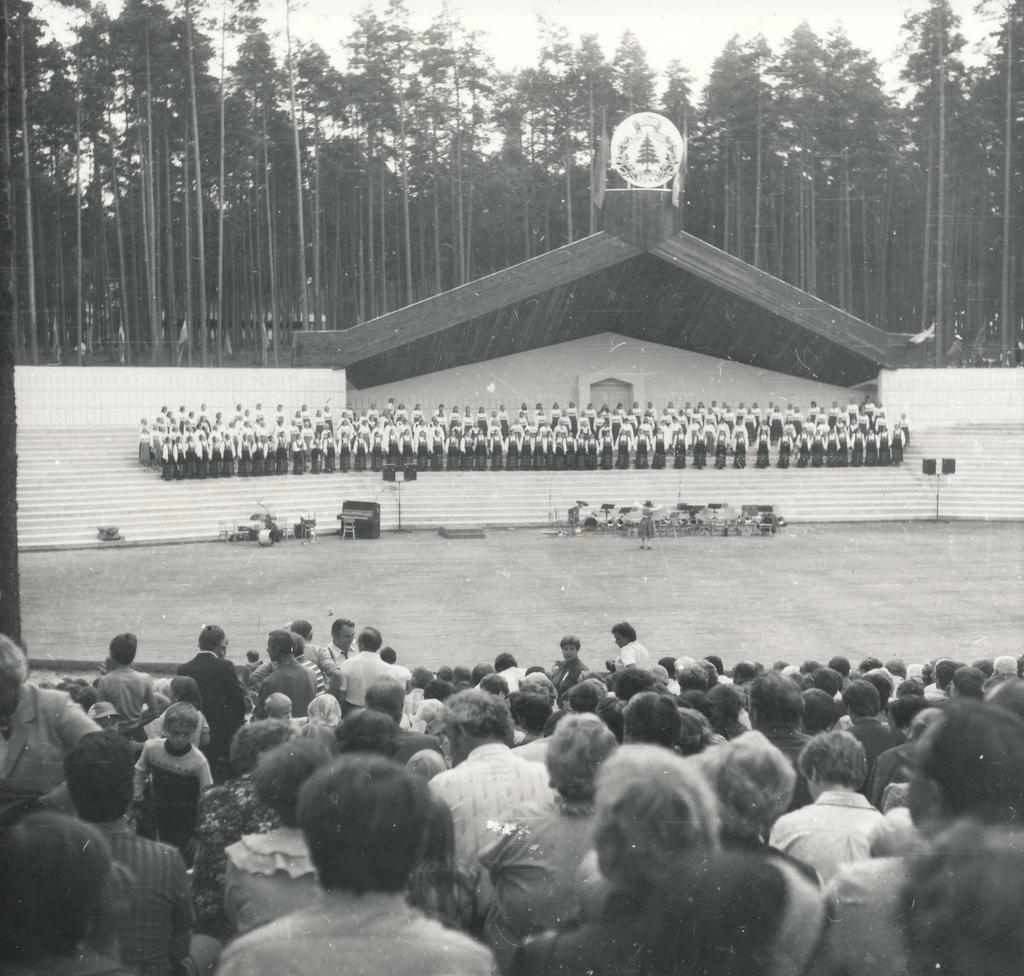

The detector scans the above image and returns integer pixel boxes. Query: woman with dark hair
[515,848,822,976]
[224,739,330,935]
[706,683,749,740]
[0,812,132,976]
[334,710,398,756]
[407,796,476,929]
[190,720,294,939]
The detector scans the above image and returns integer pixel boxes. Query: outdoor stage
[20,521,1024,674]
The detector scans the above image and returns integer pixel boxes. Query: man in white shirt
[335,627,395,717]
[430,690,552,882]
[769,730,882,883]
[610,622,653,672]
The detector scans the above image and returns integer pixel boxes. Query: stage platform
[19,522,1024,673]
[15,424,1024,550]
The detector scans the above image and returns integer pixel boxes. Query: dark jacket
[392,730,445,765]
[177,653,246,760]
[549,658,588,704]
[848,716,899,789]
[756,722,813,810]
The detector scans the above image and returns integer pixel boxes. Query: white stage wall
[15,367,346,428]
[879,368,1024,428]
[349,332,857,413]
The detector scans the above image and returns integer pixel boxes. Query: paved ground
[19,521,1024,675]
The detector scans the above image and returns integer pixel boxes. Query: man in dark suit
[749,672,812,810]
[842,680,899,792]
[364,677,444,765]
[177,625,246,782]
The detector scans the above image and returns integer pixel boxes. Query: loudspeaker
[922,459,936,475]
[942,458,956,474]
[382,465,396,482]
[403,465,418,481]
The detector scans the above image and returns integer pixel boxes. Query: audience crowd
[3,618,1020,976]
[138,396,911,479]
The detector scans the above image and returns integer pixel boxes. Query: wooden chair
[340,517,357,540]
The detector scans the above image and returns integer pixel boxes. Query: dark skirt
[600,445,613,470]
[692,442,706,469]
[431,446,444,472]
[777,443,791,469]
[325,446,336,473]
[616,445,630,470]
[756,443,770,468]
[733,444,747,469]
[673,443,686,469]
[652,444,666,469]
[715,444,727,469]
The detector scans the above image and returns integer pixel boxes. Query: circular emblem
[609,112,683,189]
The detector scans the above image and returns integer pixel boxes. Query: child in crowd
[133,702,212,862]
[145,675,211,749]
[264,692,296,725]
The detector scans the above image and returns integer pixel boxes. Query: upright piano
[337,500,381,539]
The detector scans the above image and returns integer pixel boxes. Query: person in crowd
[263,693,293,722]
[215,756,495,976]
[509,687,554,761]
[223,739,329,935]
[133,702,213,860]
[364,676,445,764]
[145,676,210,749]
[548,634,589,704]
[705,682,750,740]
[429,689,553,905]
[253,631,316,720]
[769,730,882,883]
[866,703,940,809]
[622,691,681,748]
[610,621,653,671]
[96,632,158,732]
[0,633,100,796]
[334,709,399,756]
[177,625,245,782]
[802,687,840,734]
[815,701,1024,976]
[334,626,395,717]
[901,821,1024,976]
[302,693,342,730]
[63,732,220,976]
[0,812,134,976]
[480,714,618,970]
[842,679,899,788]
[513,745,722,974]
[748,671,813,809]
[191,720,294,939]
[696,730,798,860]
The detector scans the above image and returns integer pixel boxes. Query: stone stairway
[14,425,1020,549]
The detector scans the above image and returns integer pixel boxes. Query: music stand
[385,467,414,532]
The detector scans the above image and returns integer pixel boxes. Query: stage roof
[294,191,912,389]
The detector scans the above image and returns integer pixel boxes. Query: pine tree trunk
[564,129,573,243]
[182,114,193,366]
[1001,9,1014,355]
[216,2,227,363]
[19,20,37,365]
[285,0,309,334]
[109,116,131,366]
[162,128,176,359]
[74,50,83,366]
[935,23,947,367]
[261,108,279,367]
[753,77,763,269]
[184,0,208,365]
[920,136,934,332]
[398,87,413,305]
[0,0,23,642]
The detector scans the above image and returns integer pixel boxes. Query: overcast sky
[42,0,999,95]
[291,0,996,93]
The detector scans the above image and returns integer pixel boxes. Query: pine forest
[2,0,1023,368]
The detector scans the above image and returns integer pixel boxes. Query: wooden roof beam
[648,232,907,369]
[294,232,641,367]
